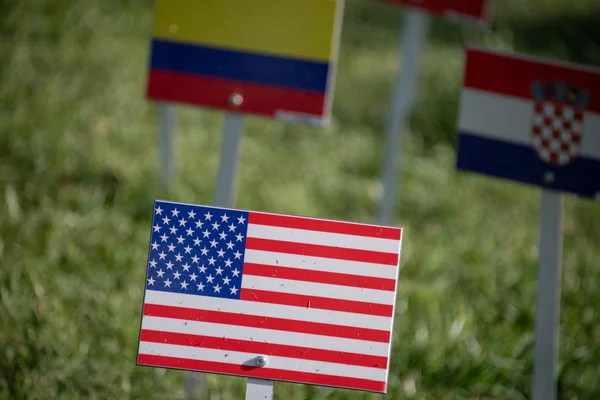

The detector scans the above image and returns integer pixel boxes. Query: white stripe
[138,341,388,381]
[244,250,397,279]
[141,316,389,357]
[246,223,400,254]
[241,275,394,305]
[144,290,393,331]
[459,88,600,159]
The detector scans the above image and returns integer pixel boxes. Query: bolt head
[229,93,243,107]
[255,355,267,367]
[543,171,555,183]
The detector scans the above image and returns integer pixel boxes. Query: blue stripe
[456,132,600,199]
[149,38,329,93]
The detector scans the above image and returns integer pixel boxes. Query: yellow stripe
[152,0,341,62]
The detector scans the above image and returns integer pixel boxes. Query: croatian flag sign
[137,200,403,393]
[456,47,600,199]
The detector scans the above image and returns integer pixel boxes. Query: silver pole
[532,189,563,400]
[158,103,176,187]
[378,10,429,225]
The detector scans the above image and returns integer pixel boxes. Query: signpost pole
[532,189,563,400]
[245,378,274,400]
[378,9,429,225]
[184,111,245,400]
[158,102,176,187]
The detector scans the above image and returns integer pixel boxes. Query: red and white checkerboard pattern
[531,101,583,166]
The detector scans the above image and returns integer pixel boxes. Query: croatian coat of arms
[530,80,590,166]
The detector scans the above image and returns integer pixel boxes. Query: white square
[563,106,574,120]
[544,103,555,116]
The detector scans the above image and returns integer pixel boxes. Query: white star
[189,272,198,281]
[175,253,183,262]
[217,249,225,258]
[156,269,165,278]
[155,206,163,215]
[230,286,239,295]
[171,208,180,217]
[147,277,155,286]
[180,280,188,289]
[204,211,213,221]
[215,266,224,275]
[237,215,246,225]
[219,231,227,241]
[182,263,191,272]
[158,251,167,260]
[226,241,234,250]
[165,261,174,270]
[184,245,192,254]
[167,243,175,252]
[233,250,242,259]
[197,282,205,291]
[188,210,196,219]
[160,233,169,242]
[228,223,236,232]
[162,216,170,225]
[208,257,216,266]
[195,220,203,229]
[153,224,161,232]
[193,237,201,246]
[186,227,194,236]
[232,268,240,277]
[191,255,200,264]
[149,259,158,268]
[200,247,209,256]
[221,214,230,223]
[198,264,207,274]
[206,274,214,283]
[222,276,231,286]
[164,278,172,287]
[173,271,181,280]
[179,218,187,227]
[202,229,211,238]
[212,221,220,230]
[176,235,185,244]
[209,239,218,248]
[151,242,159,250]
[236,233,244,242]
[224,259,232,268]
[213,284,222,293]
[169,226,177,235]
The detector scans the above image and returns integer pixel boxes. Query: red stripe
[249,212,402,240]
[385,0,488,21]
[140,329,388,369]
[143,303,390,343]
[243,263,397,291]
[240,289,394,317]
[137,354,386,393]
[464,48,600,113]
[245,237,399,266]
[147,69,327,118]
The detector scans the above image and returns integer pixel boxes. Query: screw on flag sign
[137,200,403,393]
[456,47,600,199]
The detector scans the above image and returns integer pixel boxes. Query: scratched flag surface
[137,200,403,393]
[146,0,344,126]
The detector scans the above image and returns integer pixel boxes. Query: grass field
[1,0,600,399]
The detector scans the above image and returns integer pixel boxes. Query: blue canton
[145,200,249,300]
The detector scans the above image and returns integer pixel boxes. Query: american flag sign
[137,200,403,393]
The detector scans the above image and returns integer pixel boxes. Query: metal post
[532,189,563,400]
[378,10,429,225]
[158,103,176,187]
[245,378,274,400]
[184,112,245,400]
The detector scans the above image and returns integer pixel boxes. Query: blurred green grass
[1,0,600,399]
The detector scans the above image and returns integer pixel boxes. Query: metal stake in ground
[377,9,429,226]
[158,103,176,187]
[184,94,246,400]
[532,188,563,400]
[245,356,274,400]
